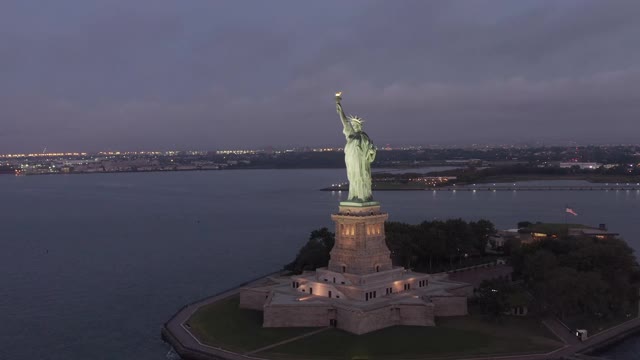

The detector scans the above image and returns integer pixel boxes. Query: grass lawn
[188,295,562,359]
[261,315,562,360]
[186,295,318,353]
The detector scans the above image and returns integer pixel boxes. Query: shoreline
[161,271,282,360]
[2,165,461,177]
[322,184,640,191]
[585,326,640,356]
[7,168,638,186]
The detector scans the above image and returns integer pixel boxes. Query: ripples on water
[0,170,638,359]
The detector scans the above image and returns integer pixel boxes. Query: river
[0,169,638,359]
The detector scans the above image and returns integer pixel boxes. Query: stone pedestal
[328,203,392,275]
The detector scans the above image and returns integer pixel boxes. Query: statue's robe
[343,129,376,202]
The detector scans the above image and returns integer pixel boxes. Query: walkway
[542,318,579,346]
[244,327,330,355]
[551,316,640,358]
[454,316,640,360]
[162,274,278,360]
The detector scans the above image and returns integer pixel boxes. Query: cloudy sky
[1,0,640,152]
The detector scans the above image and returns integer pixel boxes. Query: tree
[284,228,335,274]
[477,279,511,318]
[288,219,500,275]
[470,219,496,255]
[511,237,640,320]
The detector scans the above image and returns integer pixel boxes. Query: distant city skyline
[2,140,640,158]
[2,0,640,153]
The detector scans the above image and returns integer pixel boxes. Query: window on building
[328,291,332,298]
[365,293,369,301]
[333,277,336,283]
[309,287,313,295]
[376,265,380,272]
[342,266,346,273]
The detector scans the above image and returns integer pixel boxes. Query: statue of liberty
[335,92,376,202]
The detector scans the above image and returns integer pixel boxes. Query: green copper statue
[335,92,376,202]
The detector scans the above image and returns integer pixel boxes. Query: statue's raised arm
[336,92,354,137]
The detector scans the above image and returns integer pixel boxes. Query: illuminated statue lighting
[335,92,376,203]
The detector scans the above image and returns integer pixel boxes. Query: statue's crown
[349,116,364,124]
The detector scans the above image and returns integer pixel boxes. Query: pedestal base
[340,201,380,207]
[239,271,471,334]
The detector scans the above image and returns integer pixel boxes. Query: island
[163,219,640,359]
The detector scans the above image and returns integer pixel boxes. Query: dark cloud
[1,0,639,152]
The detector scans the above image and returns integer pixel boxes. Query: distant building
[518,223,618,244]
[568,225,619,240]
[486,229,520,253]
[559,162,601,169]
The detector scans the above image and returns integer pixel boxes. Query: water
[0,169,638,359]
[595,332,640,359]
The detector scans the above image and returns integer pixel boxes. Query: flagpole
[564,204,568,235]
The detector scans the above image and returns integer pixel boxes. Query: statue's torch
[335,91,342,103]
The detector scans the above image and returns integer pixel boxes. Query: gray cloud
[1,0,639,152]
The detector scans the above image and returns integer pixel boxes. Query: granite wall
[239,288,269,310]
